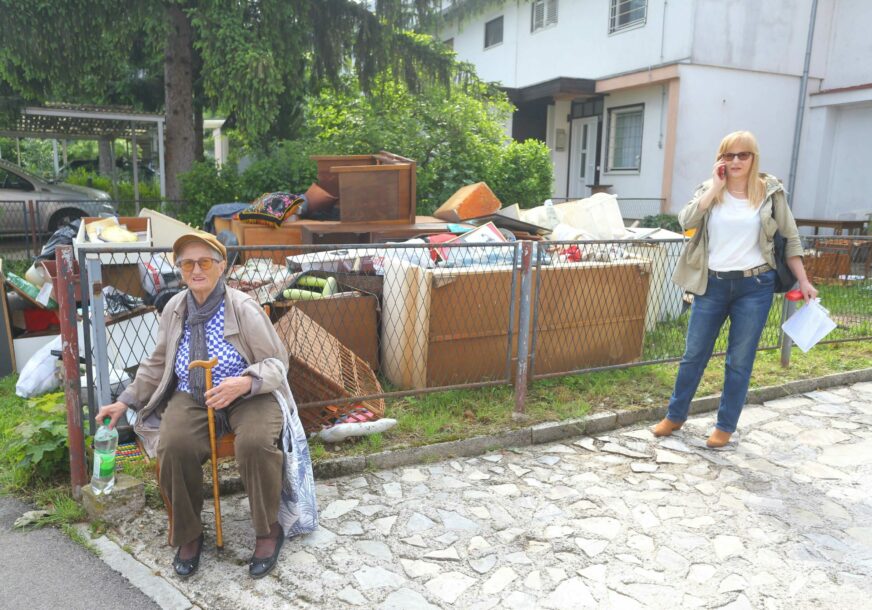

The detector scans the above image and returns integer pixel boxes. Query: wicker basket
[275,307,385,432]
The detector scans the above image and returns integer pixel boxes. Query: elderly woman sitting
[98,231,317,579]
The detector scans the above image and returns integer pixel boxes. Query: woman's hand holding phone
[712,161,727,189]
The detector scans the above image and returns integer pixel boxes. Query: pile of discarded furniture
[2,150,687,440]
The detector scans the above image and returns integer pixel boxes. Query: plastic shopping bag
[15,336,62,398]
[781,299,837,352]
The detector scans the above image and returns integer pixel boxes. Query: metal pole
[514,241,534,417]
[131,123,140,214]
[56,245,88,499]
[52,140,59,177]
[780,299,796,368]
[27,200,39,255]
[157,119,167,198]
[79,251,97,436]
[87,258,113,427]
[505,242,520,382]
[786,0,819,205]
[21,201,31,260]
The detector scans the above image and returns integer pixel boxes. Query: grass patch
[120,456,162,510]
[62,523,99,556]
[309,340,870,462]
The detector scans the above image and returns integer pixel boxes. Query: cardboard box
[381,259,651,389]
[74,217,152,264]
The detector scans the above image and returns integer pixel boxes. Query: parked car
[0,158,115,234]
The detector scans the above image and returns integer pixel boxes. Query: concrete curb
[76,524,193,609]
[213,368,872,489]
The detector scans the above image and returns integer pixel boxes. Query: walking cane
[188,356,224,552]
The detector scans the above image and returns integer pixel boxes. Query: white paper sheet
[781,299,837,352]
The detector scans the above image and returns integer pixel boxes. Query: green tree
[309,74,516,213]
[0,1,473,199]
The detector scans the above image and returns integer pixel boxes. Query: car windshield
[0,167,35,191]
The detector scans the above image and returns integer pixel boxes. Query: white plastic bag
[138,254,178,296]
[15,336,62,398]
[781,299,837,352]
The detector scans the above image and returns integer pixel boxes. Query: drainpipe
[786,0,819,208]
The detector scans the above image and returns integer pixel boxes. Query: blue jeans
[666,269,776,433]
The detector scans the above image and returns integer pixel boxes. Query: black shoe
[173,533,204,579]
[249,525,285,579]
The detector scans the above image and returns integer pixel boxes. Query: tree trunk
[163,4,196,201]
[98,138,113,175]
[193,45,205,162]
[193,98,204,162]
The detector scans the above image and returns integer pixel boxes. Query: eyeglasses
[176,257,220,272]
[719,152,754,162]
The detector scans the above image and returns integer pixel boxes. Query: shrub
[641,213,682,233]
[177,161,243,227]
[237,140,319,201]
[308,76,520,215]
[486,139,553,208]
[2,392,69,489]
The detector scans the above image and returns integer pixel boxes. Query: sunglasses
[719,151,754,162]
[176,257,220,272]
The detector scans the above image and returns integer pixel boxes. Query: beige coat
[118,286,290,455]
[672,174,804,295]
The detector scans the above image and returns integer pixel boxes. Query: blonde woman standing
[653,131,817,447]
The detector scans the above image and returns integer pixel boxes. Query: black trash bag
[35,219,82,261]
[151,287,184,313]
[103,287,144,316]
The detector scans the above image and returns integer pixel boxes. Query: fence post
[86,258,113,430]
[514,241,534,417]
[56,245,88,499]
[780,298,796,368]
[27,200,39,255]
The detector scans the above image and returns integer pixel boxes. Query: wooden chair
[141,432,235,546]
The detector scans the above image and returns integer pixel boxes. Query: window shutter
[546,0,558,26]
[532,0,545,31]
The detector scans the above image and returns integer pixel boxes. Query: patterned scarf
[186,281,229,435]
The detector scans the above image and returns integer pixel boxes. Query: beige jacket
[118,285,290,454]
[672,174,804,295]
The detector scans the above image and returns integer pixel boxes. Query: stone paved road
[123,382,872,609]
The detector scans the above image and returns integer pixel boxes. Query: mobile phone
[718,165,726,180]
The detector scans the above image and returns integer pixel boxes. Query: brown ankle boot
[706,429,732,448]
[651,418,683,437]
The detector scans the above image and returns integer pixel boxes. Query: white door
[569,117,597,199]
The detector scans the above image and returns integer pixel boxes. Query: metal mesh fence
[0,200,35,261]
[72,235,872,432]
[801,235,872,345]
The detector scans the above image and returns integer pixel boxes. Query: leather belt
[708,263,772,280]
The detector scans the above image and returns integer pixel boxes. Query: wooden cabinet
[311,152,416,224]
[230,219,305,263]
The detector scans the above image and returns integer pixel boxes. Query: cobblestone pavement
[123,382,872,609]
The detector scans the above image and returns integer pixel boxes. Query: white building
[440,0,872,223]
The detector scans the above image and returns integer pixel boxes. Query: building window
[484,16,503,48]
[609,0,647,34]
[606,105,644,172]
[531,0,558,32]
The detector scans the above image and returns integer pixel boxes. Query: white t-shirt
[706,192,767,271]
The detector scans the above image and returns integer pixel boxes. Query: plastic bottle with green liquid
[91,417,118,495]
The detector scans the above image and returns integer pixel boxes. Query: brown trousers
[157,391,284,547]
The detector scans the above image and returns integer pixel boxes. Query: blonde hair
[712,130,766,207]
